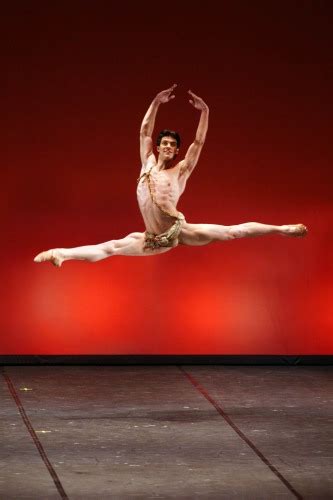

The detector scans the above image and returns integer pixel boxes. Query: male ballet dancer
[34,84,307,267]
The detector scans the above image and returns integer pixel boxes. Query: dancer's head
[156,129,180,162]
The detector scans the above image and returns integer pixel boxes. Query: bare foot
[283,224,308,237]
[34,249,65,267]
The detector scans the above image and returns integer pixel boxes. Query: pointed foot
[33,249,64,267]
[284,224,308,237]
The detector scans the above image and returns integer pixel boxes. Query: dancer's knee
[98,241,116,257]
[228,227,245,239]
[228,223,255,239]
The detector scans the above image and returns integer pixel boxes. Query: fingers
[188,89,199,99]
[168,84,177,97]
[166,83,177,93]
[157,86,205,106]
[188,89,198,106]
[160,83,177,100]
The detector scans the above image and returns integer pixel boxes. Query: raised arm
[140,84,177,164]
[180,90,209,176]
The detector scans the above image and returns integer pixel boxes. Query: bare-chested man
[34,84,307,267]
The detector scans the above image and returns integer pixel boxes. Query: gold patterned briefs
[144,213,185,250]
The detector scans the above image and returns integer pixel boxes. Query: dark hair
[156,129,181,148]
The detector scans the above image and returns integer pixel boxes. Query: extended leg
[34,232,172,267]
[179,222,308,246]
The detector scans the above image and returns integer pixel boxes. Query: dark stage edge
[0,355,332,365]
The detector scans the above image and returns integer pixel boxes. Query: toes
[300,224,308,236]
[34,252,46,263]
[290,224,308,237]
[33,250,63,266]
[295,224,307,236]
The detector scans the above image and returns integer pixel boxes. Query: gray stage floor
[1,366,332,499]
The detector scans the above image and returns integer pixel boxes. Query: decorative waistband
[144,213,185,249]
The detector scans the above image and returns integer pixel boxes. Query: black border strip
[180,366,303,500]
[1,368,69,500]
[0,355,332,365]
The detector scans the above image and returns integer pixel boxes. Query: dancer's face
[157,136,179,161]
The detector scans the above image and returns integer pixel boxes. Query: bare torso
[136,155,187,234]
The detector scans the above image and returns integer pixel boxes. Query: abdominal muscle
[136,167,183,235]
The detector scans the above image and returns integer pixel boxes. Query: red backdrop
[2,3,332,354]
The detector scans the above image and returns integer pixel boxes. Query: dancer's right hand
[155,84,177,104]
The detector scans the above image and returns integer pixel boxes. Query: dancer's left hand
[188,90,208,111]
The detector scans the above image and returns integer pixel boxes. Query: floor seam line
[179,366,303,500]
[1,367,69,500]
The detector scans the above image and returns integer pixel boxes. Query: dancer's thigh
[112,231,175,256]
[178,222,229,246]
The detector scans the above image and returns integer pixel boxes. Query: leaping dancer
[34,84,307,267]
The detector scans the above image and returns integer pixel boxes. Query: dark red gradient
[2,3,332,354]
